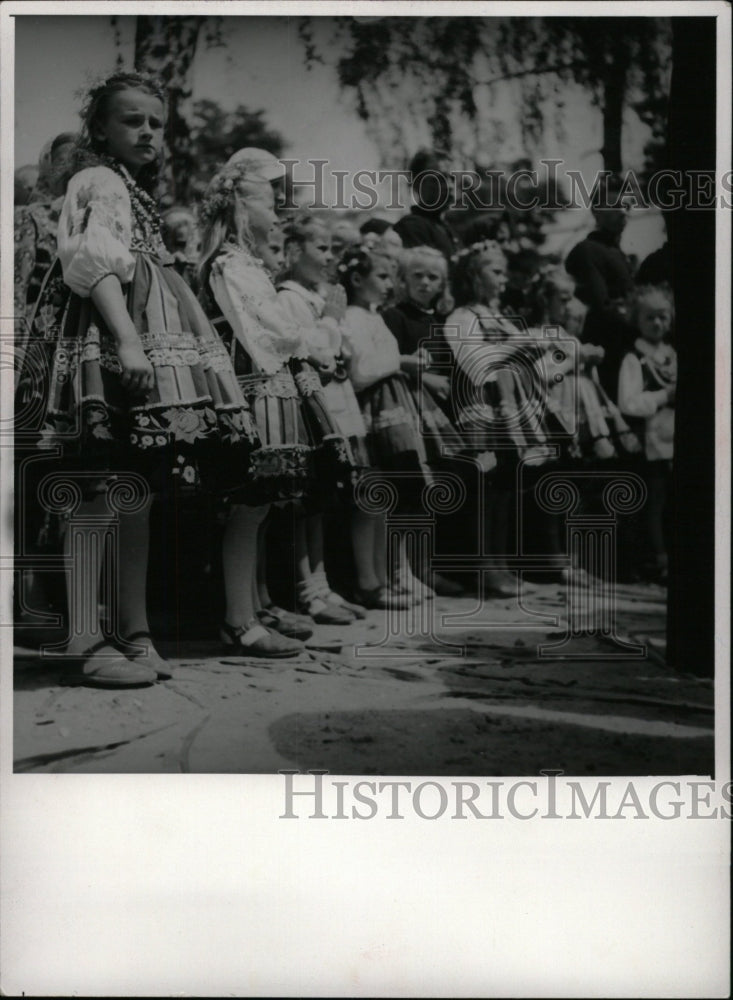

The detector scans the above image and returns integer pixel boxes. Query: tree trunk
[600,60,627,176]
[134,15,203,208]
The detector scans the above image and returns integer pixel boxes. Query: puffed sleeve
[276,287,340,358]
[209,249,308,374]
[58,166,135,297]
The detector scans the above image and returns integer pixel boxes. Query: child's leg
[393,532,432,601]
[646,463,668,574]
[373,514,388,588]
[351,509,379,591]
[296,513,354,622]
[306,514,326,579]
[64,494,113,656]
[116,498,154,638]
[294,516,313,589]
[222,503,270,627]
[256,512,272,609]
[482,483,516,595]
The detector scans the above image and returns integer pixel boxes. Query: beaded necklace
[102,156,169,259]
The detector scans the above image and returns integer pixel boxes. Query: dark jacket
[394,206,461,261]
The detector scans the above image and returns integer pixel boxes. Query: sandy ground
[14,580,714,775]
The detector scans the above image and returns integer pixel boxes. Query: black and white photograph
[1,2,730,995]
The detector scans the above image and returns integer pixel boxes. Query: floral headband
[336,245,391,275]
[451,239,505,264]
[199,161,271,226]
[77,70,166,109]
[336,253,365,274]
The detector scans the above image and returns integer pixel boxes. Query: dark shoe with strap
[257,607,313,641]
[299,597,355,625]
[220,620,303,658]
[353,585,412,610]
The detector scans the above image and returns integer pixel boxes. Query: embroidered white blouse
[58,166,136,297]
[340,305,401,392]
[209,246,309,375]
[276,280,342,359]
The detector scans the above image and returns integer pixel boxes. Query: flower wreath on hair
[525,262,568,295]
[336,246,373,275]
[451,238,504,264]
[76,70,166,117]
[198,160,271,227]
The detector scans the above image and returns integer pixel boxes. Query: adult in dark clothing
[394,148,462,262]
[565,184,636,400]
[636,241,672,288]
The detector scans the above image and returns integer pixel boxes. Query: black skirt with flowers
[15,253,259,499]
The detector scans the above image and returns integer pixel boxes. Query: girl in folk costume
[522,266,632,585]
[382,245,462,440]
[199,161,352,653]
[527,268,640,463]
[338,248,437,609]
[14,133,78,629]
[446,241,555,597]
[277,211,368,623]
[14,132,77,333]
[15,72,258,687]
[382,244,467,597]
[618,285,676,582]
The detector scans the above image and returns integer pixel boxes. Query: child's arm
[91,276,153,395]
[617,352,673,417]
[58,166,152,395]
[212,252,306,373]
[277,287,339,371]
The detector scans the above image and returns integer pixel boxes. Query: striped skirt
[15,253,259,499]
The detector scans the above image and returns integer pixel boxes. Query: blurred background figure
[360,216,403,260]
[394,147,461,261]
[329,219,361,259]
[161,205,200,291]
[14,165,39,206]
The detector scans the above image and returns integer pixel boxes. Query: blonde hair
[396,245,448,305]
[197,164,273,291]
[627,283,675,329]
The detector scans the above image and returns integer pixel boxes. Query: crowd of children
[13,71,677,688]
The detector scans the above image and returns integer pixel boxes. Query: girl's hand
[118,340,155,397]
[323,284,347,321]
[309,344,337,370]
[580,343,604,365]
[422,372,451,402]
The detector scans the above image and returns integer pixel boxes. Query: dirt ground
[13,580,714,775]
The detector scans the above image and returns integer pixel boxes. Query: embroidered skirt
[413,380,468,465]
[455,366,555,467]
[355,373,435,511]
[234,366,313,505]
[15,254,259,499]
[319,369,371,472]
